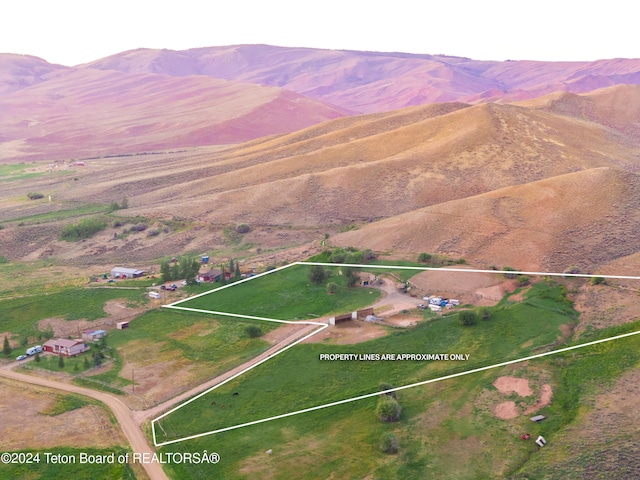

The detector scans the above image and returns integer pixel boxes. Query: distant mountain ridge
[81,45,640,113]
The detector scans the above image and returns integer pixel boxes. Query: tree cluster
[161,257,200,284]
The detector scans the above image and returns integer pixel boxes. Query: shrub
[111,219,123,228]
[378,382,397,399]
[130,223,147,232]
[107,201,120,213]
[418,252,433,263]
[380,432,399,454]
[236,224,251,234]
[591,276,605,285]
[147,229,160,237]
[60,218,107,241]
[245,325,263,338]
[564,265,581,275]
[459,310,478,326]
[376,396,402,422]
[326,282,338,294]
[27,192,44,200]
[517,275,530,286]
[502,266,518,279]
[308,265,326,284]
[0,255,8,264]
[477,307,491,321]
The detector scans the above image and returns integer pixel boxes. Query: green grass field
[2,203,110,226]
[0,287,146,338]
[157,282,575,444]
[180,264,381,320]
[155,288,640,480]
[0,447,136,479]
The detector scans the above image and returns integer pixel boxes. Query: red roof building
[43,339,89,356]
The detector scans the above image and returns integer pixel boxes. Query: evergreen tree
[34,352,41,363]
[58,353,65,369]
[2,335,11,357]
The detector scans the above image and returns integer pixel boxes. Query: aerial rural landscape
[1,41,640,480]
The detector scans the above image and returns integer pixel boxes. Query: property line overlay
[153,262,640,447]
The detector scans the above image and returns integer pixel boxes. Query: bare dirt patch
[495,401,519,419]
[302,320,388,345]
[0,378,125,450]
[383,314,422,327]
[410,267,519,306]
[493,376,533,397]
[524,384,553,415]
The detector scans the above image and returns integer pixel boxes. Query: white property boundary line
[153,262,640,447]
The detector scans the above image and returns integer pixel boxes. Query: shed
[43,339,89,356]
[116,321,129,330]
[111,267,144,279]
[82,329,107,342]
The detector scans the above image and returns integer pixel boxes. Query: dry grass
[0,378,125,450]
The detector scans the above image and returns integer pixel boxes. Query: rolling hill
[83,45,640,113]
[3,85,639,271]
[0,54,348,161]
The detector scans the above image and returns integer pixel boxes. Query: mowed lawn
[177,264,381,320]
[156,282,576,443]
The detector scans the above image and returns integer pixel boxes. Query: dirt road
[135,321,322,425]
[0,365,168,480]
[0,321,322,479]
[370,277,424,316]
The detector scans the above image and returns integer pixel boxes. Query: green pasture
[179,263,381,320]
[0,447,136,479]
[157,293,640,480]
[156,281,576,443]
[0,287,145,338]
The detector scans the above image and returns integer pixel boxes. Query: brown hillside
[515,84,640,143]
[0,68,347,161]
[27,101,637,229]
[332,168,640,272]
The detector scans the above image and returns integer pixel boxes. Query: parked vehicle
[26,347,37,356]
[16,355,27,361]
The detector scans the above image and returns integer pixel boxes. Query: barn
[43,339,89,356]
[111,267,145,279]
[197,269,222,283]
